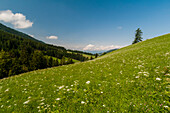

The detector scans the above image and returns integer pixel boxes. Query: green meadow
[0,34,169,112]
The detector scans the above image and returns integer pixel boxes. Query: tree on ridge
[132,28,143,44]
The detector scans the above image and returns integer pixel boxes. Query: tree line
[0,30,90,79]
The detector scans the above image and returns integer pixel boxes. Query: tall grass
[0,34,169,112]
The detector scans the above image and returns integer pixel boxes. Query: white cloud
[83,44,95,50]
[46,36,58,39]
[0,10,33,29]
[117,26,122,30]
[83,44,122,51]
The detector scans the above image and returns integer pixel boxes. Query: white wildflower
[40,102,44,105]
[23,100,30,104]
[28,96,31,99]
[135,76,139,78]
[56,98,60,101]
[67,89,70,91]
[103,104,106,107]
[165,53,169,55]
[81,101,85,104]
[59,85,64,89]
[164,106,168,108]
[156,78,161,81]
[86,81,90,84]
[5,88,9,92]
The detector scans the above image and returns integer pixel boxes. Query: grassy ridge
[0,34,169,112]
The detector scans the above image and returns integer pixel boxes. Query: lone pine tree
[132,28,143,44]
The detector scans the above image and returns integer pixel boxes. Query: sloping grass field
[0,34,170,112]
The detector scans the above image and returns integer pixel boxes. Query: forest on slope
[0,24,95,78]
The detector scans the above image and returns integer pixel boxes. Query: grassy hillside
[0,34,169,112]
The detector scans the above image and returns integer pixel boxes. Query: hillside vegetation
[0,23,43,43]
[0,28,93,78]
[0,34,169,112]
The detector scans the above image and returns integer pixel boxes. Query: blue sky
[0,0,170,51]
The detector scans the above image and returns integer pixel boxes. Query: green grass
[0,34,170,112]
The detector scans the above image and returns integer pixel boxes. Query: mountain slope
[0,30,90,78]
[0,23,43,43]
[0,34,169,112]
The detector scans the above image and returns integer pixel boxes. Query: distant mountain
[0,23,44,43]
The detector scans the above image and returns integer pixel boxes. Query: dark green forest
[0,30,91,79]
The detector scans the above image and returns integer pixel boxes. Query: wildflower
[40,102,44,105]
[156,78,161,81]
[144,74,149,77]
[101,91,103,94]
[81,101,85,104]
[23,100,30,104]
[103,104,106,107]
[135,76,139,78]
[5,88,9,92]
[56,98,60,101]
[165,53,169,55]
[164,106,168,108]
[86,81,90,84]
[28,96,31,99]
[67,89,70,91]
[41,98,45,101]
[59,85,64,89]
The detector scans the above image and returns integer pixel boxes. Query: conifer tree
[95,53,98,58]
[132,28,143,44]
